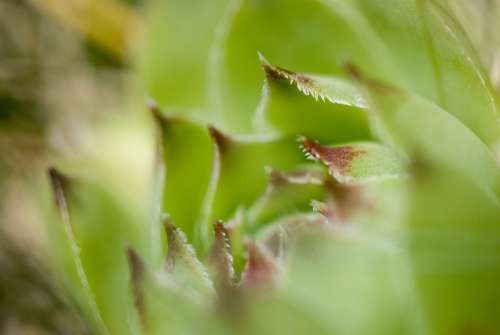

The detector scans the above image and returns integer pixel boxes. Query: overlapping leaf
[47,169,146,335]
[255,57,372,143]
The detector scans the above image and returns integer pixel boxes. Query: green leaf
[407,163,500,334]
[197,128,306,251]
[442,0,500,68]
[346,0,500,146]
[126,247,207,335]
[245,233,422,335]
[255,56,372,143]
[48,169,146,335]
[247,167,327,231]
[206,221,236,290]
[210,0,370,133]
[139,0,232,124]
[300,138,405,183]
[352,69,500,197]
[142,0,500,141]
[154,109,214,243]
[240,241,279,289]
[163,218,214,295]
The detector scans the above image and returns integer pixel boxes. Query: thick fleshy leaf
[163,218,214,296]
[443,0,500,69]
[196,128,306,251]
[255,57,371,143]
[47,169,146,335]
[255,212,327,262]
[244,233,422,335]
[407,163,500,334]
[207,221,235,289]
[47,169,108,335]
[352,69,500,197]
[240,242,279,289]
[155,109,214,243]
[301,138,405,183]
[335,0,500,146]
[143,0,500,140]
[211,0,371,133]
[413,0,500,146]
[126,247,207,335]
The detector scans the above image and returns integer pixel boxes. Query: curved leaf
[48,169,146,335]
[247,167,327,231]
[255,57,372,143]
[155,109,215,243]
[140,0,232,122]
[300,138,405,183]
[407,164,500,334]
[196,128,306,251]
[352,68,500,197]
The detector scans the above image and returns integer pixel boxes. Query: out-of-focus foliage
[29,0,138,60]
[2,0,500,335]
[0,230,91,334]
[0,1,143,332]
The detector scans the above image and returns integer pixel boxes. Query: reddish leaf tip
[241,242,277,289]
[300,139,365,178]
[208,125,229,152]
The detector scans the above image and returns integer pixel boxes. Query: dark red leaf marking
[240,242,277,289]
[301,138,365,178]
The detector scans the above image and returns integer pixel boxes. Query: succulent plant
[45,1,500,335]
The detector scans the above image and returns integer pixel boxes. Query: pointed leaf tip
[48,167,68,195]
[257,51,269,67]
[162,214,174,236]
[301,138,365,177]
[208,125,230,152]
[260,60,311,90]
[257,52,281,81]
[47,167,73,219]
[163,216,179,273]
[241,242,277,289]
[162,219,214,293]
[148,99,164,124]
[210,220,235,286]
[126,246,146,329]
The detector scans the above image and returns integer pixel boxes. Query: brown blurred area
[0,0,138,333]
